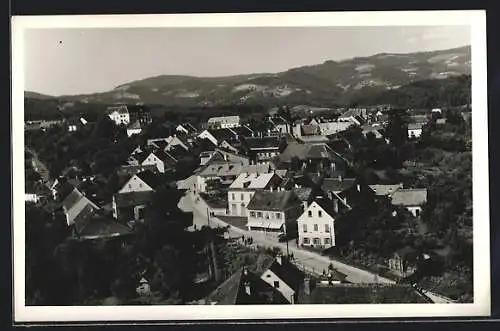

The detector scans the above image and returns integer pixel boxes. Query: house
[318,121,353,136]
[112,190,155,223]
[231,125,255,138]
[227,172,283,217]
[176,123,198,135]
[277,142,348,173]
[61,187,100,232]
[205,267,289,305]
[292,123,321,138]
[362,125,384,139]
[128,150,176,174]
[195,162,270,193]
[320,176,375,210]
[25,193,41,204]
[259,254,305,304]
[269,116,291,135]
[107,104,130,126]
[219,140,240,154]
[390,188,428,218]
[387,246,419,277]
[243,136,283,162]
[369,184,403,199]
[129,107,152,125]
[246,189,303,238]
[147,136,190,152]
[337,108,368,126]
[407,123,424,138]
[197,128,238,147]
[136,277,152,296]
[67,117,89,132]
[207,115,241,129]
[431,108,442,115]
[73,213,133,241]
[126,120,142,137]
[297,197,338,249]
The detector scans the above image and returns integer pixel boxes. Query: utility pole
[206,208,211,227]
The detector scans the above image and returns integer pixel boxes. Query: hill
[25,45,471,108]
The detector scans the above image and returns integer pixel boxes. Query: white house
[390,188,428,218]
[118,171,158,194]
[127,120,142,137]
[297,198,337,249]
[207,115,240,129]
[197,130,219,146]
[25,193,40,203]
[408,123,423,138]
[227,172,282,217]
[107,104,130,126]
[260,254,297,304]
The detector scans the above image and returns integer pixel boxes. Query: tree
[385,109,409,148]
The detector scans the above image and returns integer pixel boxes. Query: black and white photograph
[12,10,489,322]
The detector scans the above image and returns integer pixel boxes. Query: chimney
[357,184,361,192]
[302,201,308,211]
[276,253,283,265]
[244,281,251,296]
[304,276,311,296]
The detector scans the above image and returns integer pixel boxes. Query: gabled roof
[269,116,288,126]
[267,258,305,293]
[369,184,402,197]
[321,177,357,194]
[107,104,129,115]
[205,268,287,305]
[244,136,281,150]
[76,214,133,240]
[279,142,346,163]
[231,126,254,137]
[229,172,281,190]
[339,108,367,119]
[247,190,301,211]
[209,128,238,143]
[62,187,99,226]
[391,188,427,206]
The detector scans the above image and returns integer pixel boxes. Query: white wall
[297,201,336,248]
[227,190,255,216]
[198,130,218,146]
[127,128,142,137]
[406,206,422,218]
[260,269,295,304]
[141,153,165,173]
[119,175,154,193]
[408,128,422,138]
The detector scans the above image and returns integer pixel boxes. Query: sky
[24,26,470,96]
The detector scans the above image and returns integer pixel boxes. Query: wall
[297,202,336,248]
[119,175,154,193]
[260,269,295,304]
[141,153,165,173]
[247,208,285,233]
[406,206,422,218]
[408,128,422,138]
[227,190,255,217]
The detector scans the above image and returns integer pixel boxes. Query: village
[24,101,473,306]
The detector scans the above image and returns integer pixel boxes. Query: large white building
[107,104,130,126]
[207,115,241,129]
[297,198,338,249]
[227,172,282,217]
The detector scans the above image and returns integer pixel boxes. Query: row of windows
[258,152,277,158]
[307,210,323,217]
[249,211,282,220]
[303,223,330,233]
[231,193,248,201]
[303,237,331,245]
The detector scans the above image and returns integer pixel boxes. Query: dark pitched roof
[206,268,288,305]
[231,126,254,137]
[76,215,133,240]
[127,120,141,130]
[114,191,155,208]
[301,124,321,136]
[269,116,288,125]
[209,128,237,142]
[151,139,169,150]
[62,188,83,211]
[244,136,281,150]
[321,177,357,193]
[196,138,217,151]
[268,259,305,293]
[136,170,161,190]
[391,188,427,206]
[247,190,301,211]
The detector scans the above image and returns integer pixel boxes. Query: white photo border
[11,10,490,322]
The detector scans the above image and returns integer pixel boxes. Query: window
[250,211,256,217]
[303,224,308,233]
[276,213,282,220]
[232,193,235,200]
[257,212,263,218]
[324,238,331,245]
[265,213,270,219]
[274,281,280,288]
[308,210,312,217]
[318,210,322,217]
[303,237,310,244]
[139,183,143,188]
[313,224,318,232]
[128,184,132,189]
[415,209,420,217]
[313,238,320,245]
[241,194,244,200]
[325,224,330,233]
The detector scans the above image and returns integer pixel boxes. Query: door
[231,203,237,215]
[240,203,247,217]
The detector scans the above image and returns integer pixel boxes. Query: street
[178,190,395,285]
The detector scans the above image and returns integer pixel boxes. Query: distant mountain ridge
[26,45,471,107]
